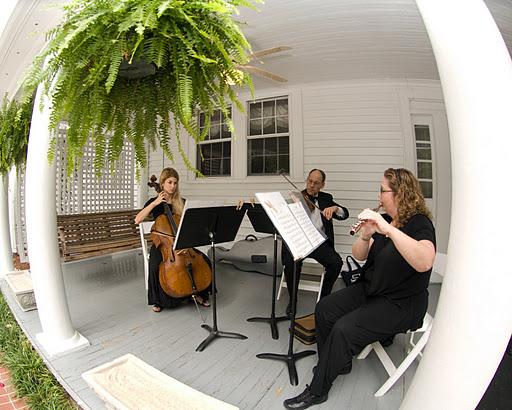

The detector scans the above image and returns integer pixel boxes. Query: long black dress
[145,197,210,309]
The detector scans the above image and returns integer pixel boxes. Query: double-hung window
[247,97,289,175]
[197,108,232,176]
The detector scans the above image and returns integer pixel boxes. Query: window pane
[420,181,433,198]
[221,122,231,139]
[250,102,262,119]
[211,110,221,124]
[250,156,264,174]
[416,147,432,160]
[276,116,289,133]
[202,159,211,175]
[250,119,262,136]
[263,117,275,134]
[265,137,277,155]
[417,162,432,179]
[264,156,277,174]
[278,136,289,153]
[249,138,263,156]
[278,154,289,173]
[222,107,232,121]
[197,150,204,172]
[200,144,211,158]
[199,127,208,141]
[414,125,430,141]
[222,159,230,175]
[211,142,222,158]
[276,99,288,116]
[223,141,231,156]
[199,112,205,127]
[210,158,221,175]
[210,124,220,140]
[263,100,275,117]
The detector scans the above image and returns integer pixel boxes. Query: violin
[148,175,212,298]
[279,171,320,212]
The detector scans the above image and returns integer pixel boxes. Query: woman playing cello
[135,167,211,312]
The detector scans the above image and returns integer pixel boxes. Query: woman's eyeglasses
[379,186,394,194]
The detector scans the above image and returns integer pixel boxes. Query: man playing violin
[282,168,349,317]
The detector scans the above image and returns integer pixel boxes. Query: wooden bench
[57,210,142,262]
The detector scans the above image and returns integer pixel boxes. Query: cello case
[208,235,282,276]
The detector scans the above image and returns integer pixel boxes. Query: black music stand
[256,256,316,385]
[174,205,247,352]
[245,205,288,339]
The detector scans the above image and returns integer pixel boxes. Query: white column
[0,173,14,277]
[404,1,512,409]
[8,167,17,253]
[25,82,89,357]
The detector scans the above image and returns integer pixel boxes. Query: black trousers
[282,241,343,302]
[309,284,409,396]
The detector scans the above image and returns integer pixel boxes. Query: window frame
[246,96,290,176]
[185,88,303,183]
[195,107,233,177]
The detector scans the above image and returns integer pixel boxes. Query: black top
[362,213,436,300]
[301,189,349,247]
[144,197,185,219]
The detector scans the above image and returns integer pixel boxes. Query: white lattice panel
[55,125,136,214]
[14,124,138,262]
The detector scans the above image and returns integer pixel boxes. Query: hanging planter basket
[22,0,260,175]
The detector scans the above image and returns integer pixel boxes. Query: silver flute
[349,204,382,236]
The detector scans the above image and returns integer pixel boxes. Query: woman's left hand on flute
[357,208,391,236]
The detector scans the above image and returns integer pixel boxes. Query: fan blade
[249,46,292,59]
[239,65,288,83]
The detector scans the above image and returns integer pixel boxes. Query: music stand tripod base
[255,259,315,385]
[172,205,248,353]
[246,228,287,340]
[196,324,248,352]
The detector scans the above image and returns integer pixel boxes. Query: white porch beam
[25,80,89,357]
[0,173,13,277]
[404,1,512,408]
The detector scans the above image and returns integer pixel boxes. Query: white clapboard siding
[146,79,442,256]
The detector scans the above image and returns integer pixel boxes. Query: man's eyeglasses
[379,186,394,194]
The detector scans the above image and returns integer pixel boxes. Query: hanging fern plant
[22,0,259,175]
[0,95,33,176]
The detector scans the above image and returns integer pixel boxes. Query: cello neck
[163,202,179,234]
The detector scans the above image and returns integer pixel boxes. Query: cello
[148,175,212,299]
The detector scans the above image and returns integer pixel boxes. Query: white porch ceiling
[1,0,511,96]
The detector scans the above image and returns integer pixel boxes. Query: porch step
[4,270,37,312]
[82,353,239,410]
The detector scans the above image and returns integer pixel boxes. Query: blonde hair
[159,167,184,215]
[384,168,432,227]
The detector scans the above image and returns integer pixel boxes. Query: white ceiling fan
[237,45,292,83]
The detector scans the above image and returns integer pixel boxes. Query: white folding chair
[357,253,445,397]
[357,313,433,396]
[139,221,154,290]
[276,258,326,302]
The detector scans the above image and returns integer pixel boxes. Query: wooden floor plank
[0,250,440,409]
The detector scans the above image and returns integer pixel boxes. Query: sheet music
[255,192,326,260]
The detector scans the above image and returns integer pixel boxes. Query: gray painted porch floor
[1,250,440,410]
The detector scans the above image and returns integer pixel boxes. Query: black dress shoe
[312,361,352,375]
[283,385,328,409]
